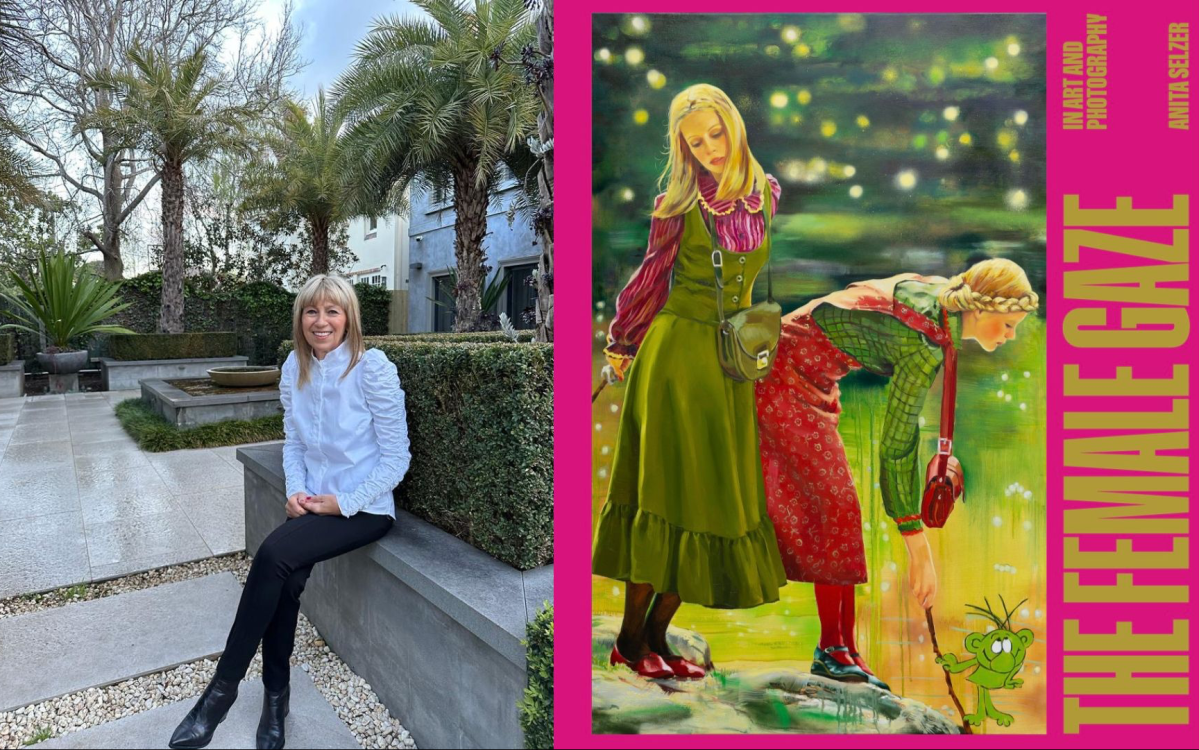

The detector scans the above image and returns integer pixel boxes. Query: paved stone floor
[0,391,281,599]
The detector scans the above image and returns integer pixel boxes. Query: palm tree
[0,0,37,205]
[335,0,538,332]
[87,43,256,333]
[243,89,349,276]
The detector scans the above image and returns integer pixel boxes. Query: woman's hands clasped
[286,492,342,518]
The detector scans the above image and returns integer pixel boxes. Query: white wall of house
[344,214,410,293]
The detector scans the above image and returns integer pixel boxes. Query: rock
[592,615,713,669]
[591,631,962,735]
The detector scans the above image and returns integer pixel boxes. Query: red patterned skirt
[754,313,869,585]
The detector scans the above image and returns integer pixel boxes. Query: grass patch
[115,398,283,452]
[23,727,53,746]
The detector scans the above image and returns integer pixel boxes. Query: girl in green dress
[593,83,788,680]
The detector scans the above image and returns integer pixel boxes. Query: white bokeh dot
[993,516,1003,527]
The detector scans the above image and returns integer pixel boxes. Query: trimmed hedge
[520,603,553,749]
[279,337,553,570]
[373,331,538,344]
[101,272,391,366]
[109,332,239,361]
[0,333,13,366]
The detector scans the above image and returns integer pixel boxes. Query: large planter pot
[36,349,90,374]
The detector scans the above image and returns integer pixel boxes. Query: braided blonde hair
[937,258,1039,314]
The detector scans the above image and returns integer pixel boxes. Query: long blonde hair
[938,258,1040,314]
[292,274,365,389]
[653,83,767,219]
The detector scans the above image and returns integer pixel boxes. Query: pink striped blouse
[605,172,782,357]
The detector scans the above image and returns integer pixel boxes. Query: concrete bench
[237,443,551,749]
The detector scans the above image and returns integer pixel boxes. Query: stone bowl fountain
[207,365,281,387]
[140,365,283,427]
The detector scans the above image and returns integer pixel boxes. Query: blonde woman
[170,275,411,750]
[755,258,1038,691]
[593,83,788,680]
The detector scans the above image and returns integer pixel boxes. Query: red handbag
[922,310,964,528]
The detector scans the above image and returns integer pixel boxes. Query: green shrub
[114,399,284,451]
[279,338,553,569]
[520,603,553,749]
[354,282,392,335]
[376,331,536,343]
[103,272,391,365]
[109,331,239,360]
[0,333,13,365]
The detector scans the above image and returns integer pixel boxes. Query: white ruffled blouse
[279,340,411,518]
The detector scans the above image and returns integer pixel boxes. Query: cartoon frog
[936,596,1033,728]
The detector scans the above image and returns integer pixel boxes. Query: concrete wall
[406,183,540,333]
[238,444,552,749]
[0,361,24,398]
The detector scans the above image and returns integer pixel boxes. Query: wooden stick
[925,607,972,734]
[592,379,607,403]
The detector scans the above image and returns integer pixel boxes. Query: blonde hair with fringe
[652,83,768,219]
[937,258,1040,314]
[293,274,365,390]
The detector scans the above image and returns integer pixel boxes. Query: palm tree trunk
[310,215,330,276]
[451,160,489,333]
[533,0,554,343]
[158,159,186,333]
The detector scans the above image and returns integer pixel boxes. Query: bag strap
[934,307,958,478]
[708,184,773,325]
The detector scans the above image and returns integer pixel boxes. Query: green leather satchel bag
[708,187,780,382]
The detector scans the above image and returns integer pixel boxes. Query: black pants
[215,511,395,691]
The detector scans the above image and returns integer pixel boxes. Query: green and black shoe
[811,646,869,683]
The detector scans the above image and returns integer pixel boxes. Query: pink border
[556,2,1199,746]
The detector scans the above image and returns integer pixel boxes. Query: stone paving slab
[0,511,89,600]
[32,667,359,749]
[0,573,241,713]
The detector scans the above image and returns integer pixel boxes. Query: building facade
[406,182,540,333]
[343,213,410,334]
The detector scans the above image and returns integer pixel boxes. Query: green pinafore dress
[592,192,788,609]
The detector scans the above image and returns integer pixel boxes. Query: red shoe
[609,646,673,679]
[662,655,706,679]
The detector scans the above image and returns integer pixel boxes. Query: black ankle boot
[256,683,290,749]
[169,674,239,749]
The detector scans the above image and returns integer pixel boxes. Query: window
[369,217,378,231]
[365,216,378,239]
[432,274,456,332]
[504,262,538,330]
[370,274,385,287]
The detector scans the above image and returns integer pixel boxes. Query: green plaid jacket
[811,282,962,534]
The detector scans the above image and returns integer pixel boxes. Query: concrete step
[0,573,242,713]
[32,666,360,749]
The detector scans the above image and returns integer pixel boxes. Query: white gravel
[0,553,416,749]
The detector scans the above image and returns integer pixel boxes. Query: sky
[265,0,426,100]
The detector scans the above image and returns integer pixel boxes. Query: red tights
[814,583,858,666]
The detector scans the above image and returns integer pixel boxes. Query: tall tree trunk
[99,129,125,280]
[158,159,186,333]
[533,0,554,343]
[451,159,490,333]
[310,215,330,276]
